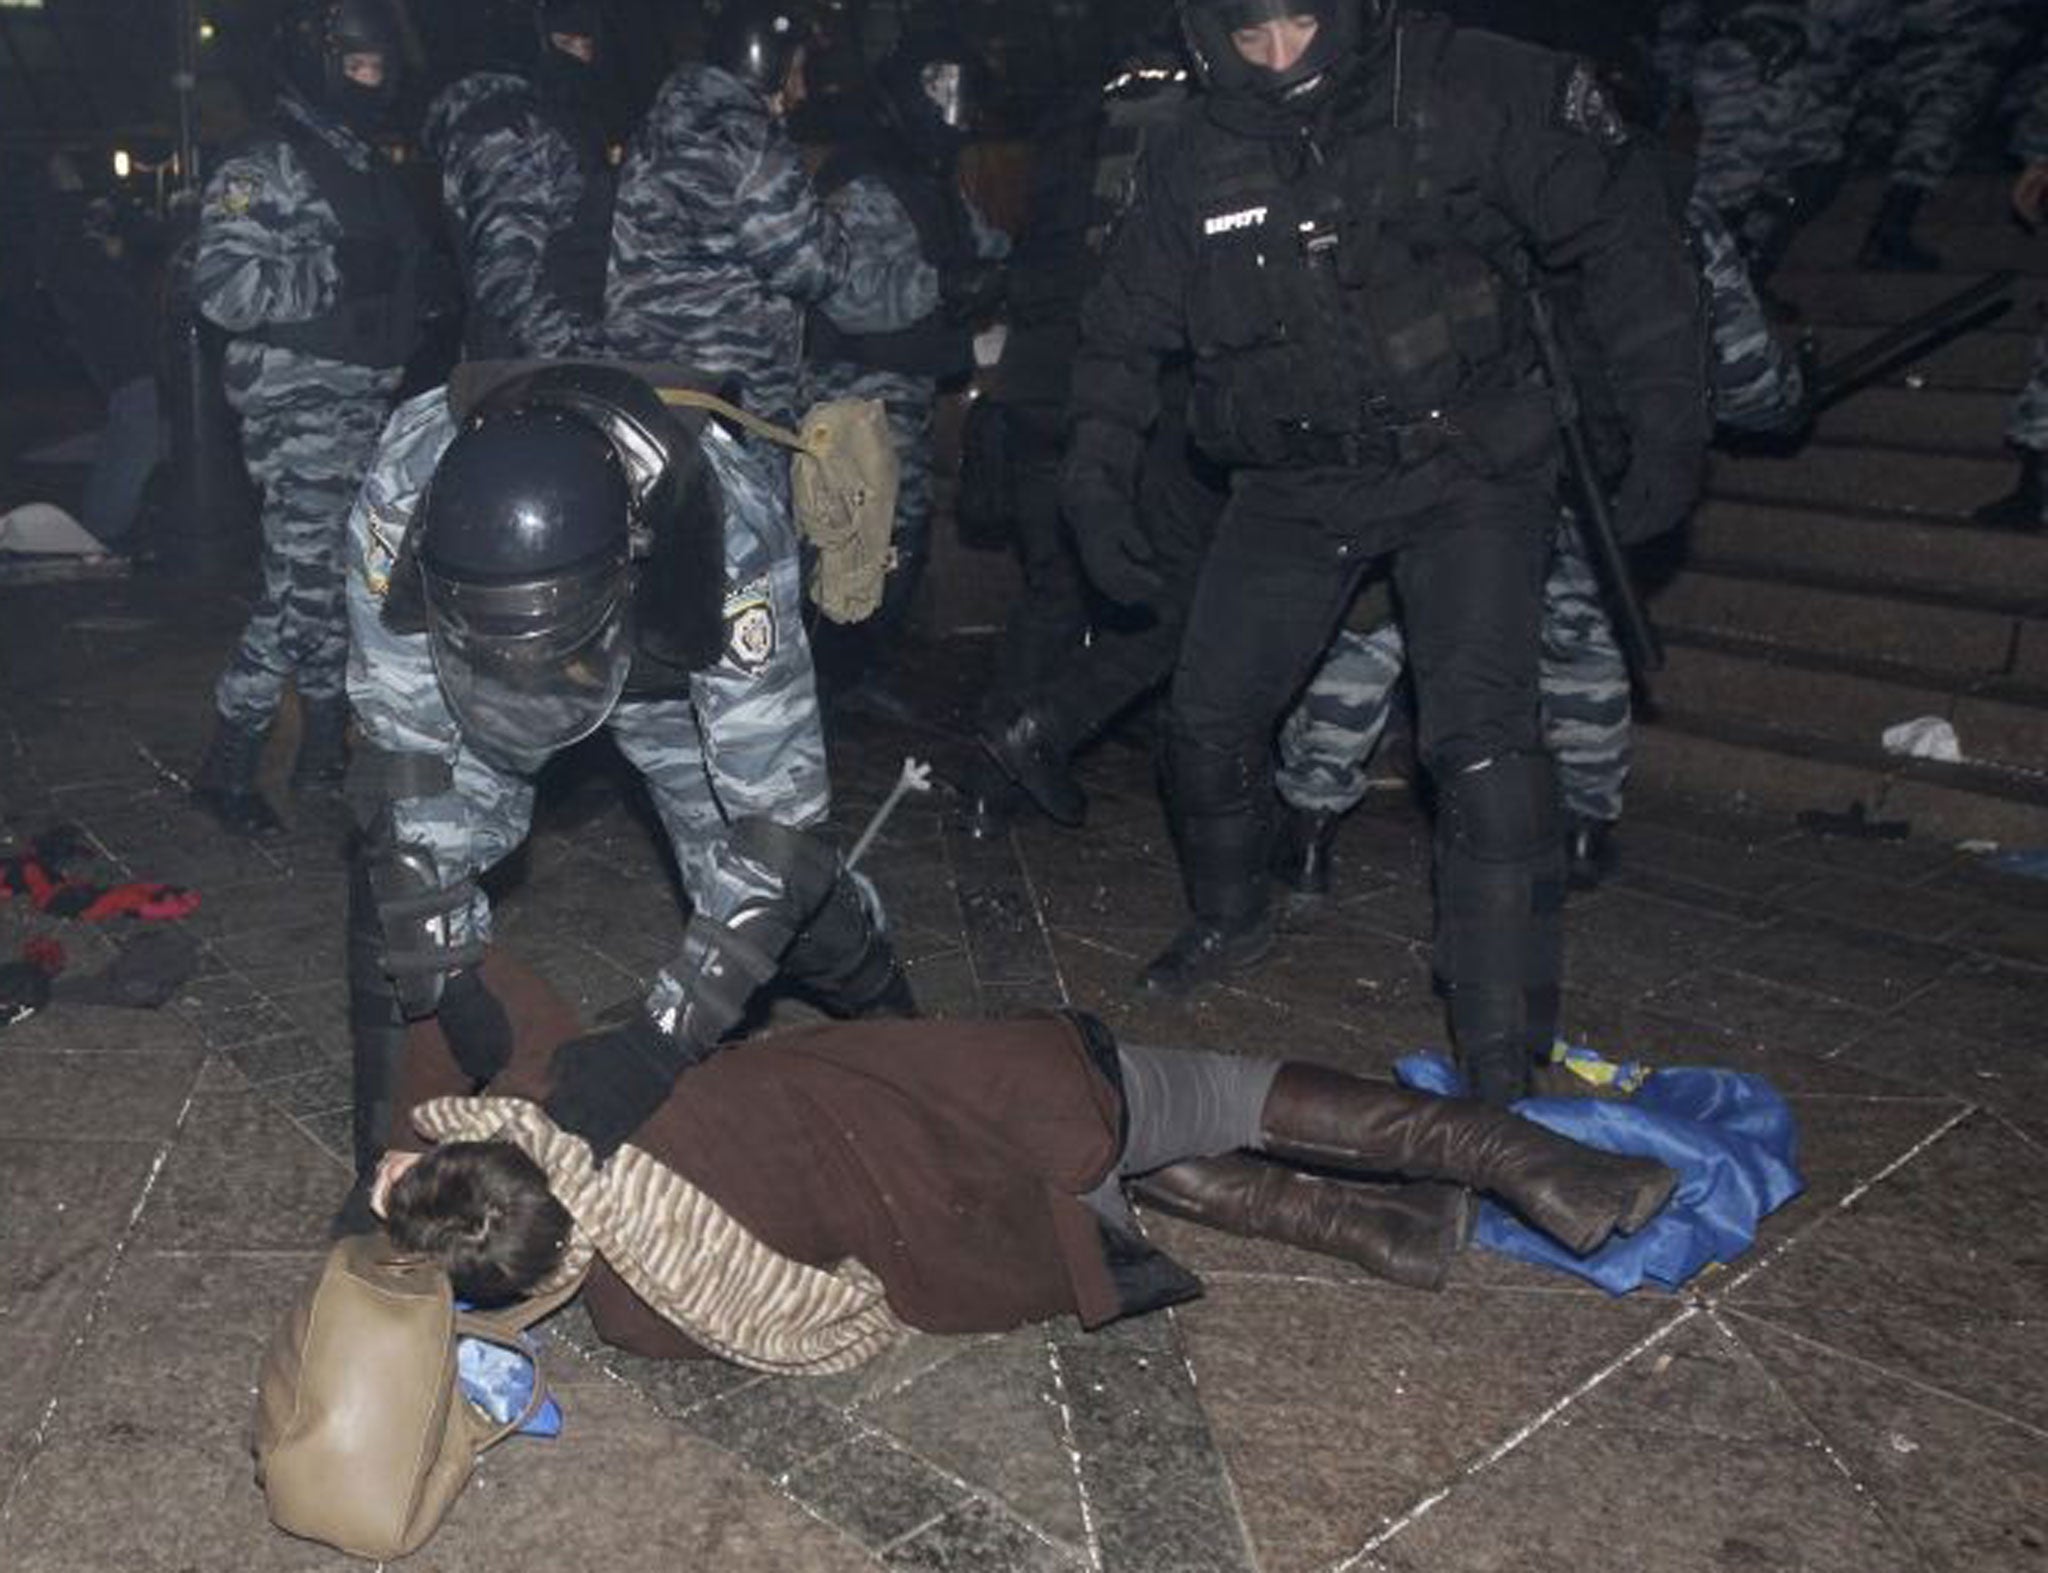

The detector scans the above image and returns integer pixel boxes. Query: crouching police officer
[338,362,912,1225]
[1063,0,1709,1103]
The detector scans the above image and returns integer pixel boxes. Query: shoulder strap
[654,385,810,453]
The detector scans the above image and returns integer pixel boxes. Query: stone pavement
[1,573,2045,1573]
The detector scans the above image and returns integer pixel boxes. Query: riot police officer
[1064,0,1709,1103]
[190,0,427,833]
[803,29,1011,700]
[339,362,911,1222]
[422,0,614,359]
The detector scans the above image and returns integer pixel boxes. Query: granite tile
[884,1494,1086,1573]
[1642,968,1881,1059]
[1176,1276,1677,1573]
[1563,890,1756,999]
[1831,1013,2048,1141]
[1733,1317,2048,1572]
[1890,956,2048,1043]
[858,1330,1089,1547]
[0,1048,200,1142]
[226,1031,339,1087]
[781,1434,969,1550]
[1715,914,1964,1011]
[1724,1113,2048,1430]
[129,1090,349,1252]
[675,1374,864,1477]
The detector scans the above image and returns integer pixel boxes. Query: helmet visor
[424,557,633,771]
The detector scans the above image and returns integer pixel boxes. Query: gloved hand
[541,1013,705,1163]
[1061,422,1160,604]
[1614,443,1706,544]
[331,235,400,299]
[435,967,514,1086]
[938,260,1007,326]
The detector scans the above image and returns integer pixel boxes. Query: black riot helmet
[533,0,604,101]
[277,0,404,130]
[706,0,804,100]
[1178,0,1384,99]
[873,29,984,166]
[410,366,724,771]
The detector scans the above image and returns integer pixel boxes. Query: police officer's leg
[987,410,1090,704]
[283,384,390,797]
[194,394,302,834]
[1537,516,1630,890]
[984,412,1227,826]
[872,395,935,641]
[1143,494,1361,996]
[1395,481,1559,1106]
[1273,618,1409,899]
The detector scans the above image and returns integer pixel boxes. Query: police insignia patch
[217,173,260,216]
[1557,63,1628,148]
[724,583,776,671]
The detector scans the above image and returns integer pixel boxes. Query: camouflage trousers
[2010,329,2048,452]
[1278,514,1630,824]
[1692,0,1995,213]
[215,346,396,727]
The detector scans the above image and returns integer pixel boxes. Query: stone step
[1804,322,2037,392]
[1774,267,2048,327]
[1808,383,2013,452]
[1707,442,2014,517]
[1653,635,2048,774]
[1633,708,2048,847]
[1687,497,2048,608]
[1646,566,2043,682]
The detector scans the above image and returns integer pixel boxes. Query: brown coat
[392,956,1200,1358]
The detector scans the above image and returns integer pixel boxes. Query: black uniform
[1065,7,1708,1099]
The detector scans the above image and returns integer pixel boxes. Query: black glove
[938,260,1007,326]
[331,235,400,299]
[541,1013,704,1164]
[435,967,513,1086]
[1614,443,1707,545]
[1061,425,1160,604]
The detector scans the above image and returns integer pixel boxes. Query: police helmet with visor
[278,0,404,128]
[410,367,720,772]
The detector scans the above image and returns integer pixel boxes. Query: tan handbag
[656,386,900,624]
[253,1232,586,1561]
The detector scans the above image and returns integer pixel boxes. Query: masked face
[920,60,966,128]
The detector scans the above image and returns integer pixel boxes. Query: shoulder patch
[1556,62,1628,148]
[212,171,262,217]
[723,577,777,672]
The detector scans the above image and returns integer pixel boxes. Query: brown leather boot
[1132,1156,1467,1290]
[1256,1063,1676,1256]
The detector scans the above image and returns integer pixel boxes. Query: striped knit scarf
[412,1096,907,1375]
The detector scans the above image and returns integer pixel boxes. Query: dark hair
[385,1141,572,1306]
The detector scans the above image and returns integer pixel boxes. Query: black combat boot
[1565,815,1617,891]
[191,717,285,837]
[1271,804,1340,901]
[1255,1063,1677,1257]
[1132,1156,1469,1290]
[291,695,352,799]
[1971,449,2046,532]
[979,704,1086,826]
[1856,185,1942,273]
[781,863,919,1019]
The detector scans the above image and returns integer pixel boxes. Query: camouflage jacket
[1689,194,1804,433]
[423,71,607,358]
[604,63,920,423]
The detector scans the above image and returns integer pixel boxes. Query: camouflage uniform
[804,173,1009,628]
[422,70,609,358]
[1280,518,1629,824]
[606,62,907,425]
[1279,194,1803,823]
[345,385,829,959]
[193,92,409,729]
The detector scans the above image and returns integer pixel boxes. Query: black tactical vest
[805,147,977,382]
[247,116,423,370]
[1179,18,1550,474]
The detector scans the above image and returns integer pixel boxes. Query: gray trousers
[1082,1044,1281,1226]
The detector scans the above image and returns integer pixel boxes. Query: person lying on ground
[371,954,1675,1370]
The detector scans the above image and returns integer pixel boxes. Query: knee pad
[1438,750,1558,865]
[1164,728,1269,820]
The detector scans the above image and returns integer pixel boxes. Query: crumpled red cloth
[0,825,201,922]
